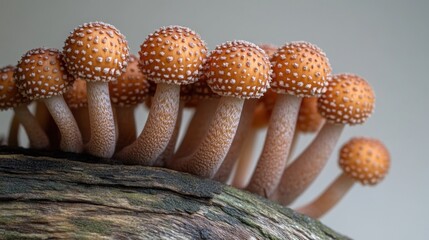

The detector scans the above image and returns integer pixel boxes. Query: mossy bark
[0,146,350,240]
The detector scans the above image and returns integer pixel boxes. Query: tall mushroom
[0,65,49,149]
[297,137,390,218]
[271,73,376,205]
[247,42,331,196]
[63,22,130,158]
[15,48,82,152]
[177,40,271,178]
[115,26,207,165]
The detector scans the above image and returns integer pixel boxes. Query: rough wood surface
[0,146,350,240]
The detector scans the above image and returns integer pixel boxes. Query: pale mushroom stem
[247,94,302,197]
[270,122,344,205]
[13,105,49,149]
[214,99,257,183]
[71,107,91,144]
[172,98,219,161]
[115,106,137,152]
[115,83,180,165]
[85,81,116,158]
[44,95,83,153]
[35,102,61,150]
[287,131,300,163]
[180,97,244,178]
[231,127,259,189]
[296,173,354,219]
[7,113,19,147]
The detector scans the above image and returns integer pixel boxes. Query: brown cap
[259,44,277,58]
[270,41,331,97]
[318,73,375,125]
[0,66,27,110]
[139,26,207,85]
[109,55,150,107]
[63,22,130,82]
[188,62,220,100]
[297,97,324,133]
[15,48,75,100]
[64,79,88,109]
[207,40,271,99]
[339,137,390,185]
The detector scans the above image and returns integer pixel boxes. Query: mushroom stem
[287,131,300,164]
[71,107,91,144]
[231,127,259,189]
[214,99,257,182]
[180,97,244,178]
[44,95,83,153]
[247,94,302,196]
[114,106,137,152]
[173,99,219,160]
[154,101,185,167]
[7,113,19,147]
[13,105,49,149]
[35,101,61,150]
[115,83,180,165]
[296,173,354,219]
[85,81,116,158]
[270,122,344,205]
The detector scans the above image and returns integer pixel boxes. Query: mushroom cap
[63,22,130,83]
[252,88,277,128]
[109,55,150,107]
[317,73,375,125]
[64,79,88,109]
[339,137,390,185]
[206,40,271,99]
[15,48,75,101]
[297,97,324,133]
[259,44,277,58]
[0,65,27,110]
[188,62,220,100]
[270,41,331,97]
[139,25,207,85]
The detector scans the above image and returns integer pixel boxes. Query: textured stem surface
[14,105,49,149]
[71,107,91,144]
[7,113,19,147]
[296,173,355,219]
[214,99,257,183]
[115,83,180,165]
[85,82,116,158]
[44,95,83,153]
[173,99,219,160]
[114,107,137,153]
[271,122,344,205]
[35,102,61,150]
[247,95,301,197]
[182,97,244,178]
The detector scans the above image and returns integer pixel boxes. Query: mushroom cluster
[0,21,390,219]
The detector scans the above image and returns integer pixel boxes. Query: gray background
[0,1,427,239]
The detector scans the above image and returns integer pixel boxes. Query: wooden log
[0,146,350,239]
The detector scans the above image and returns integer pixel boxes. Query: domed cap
[297,97,324,133]
[318,73,375,125]
[63,22,130,82]
[15,48,75,100]
[190,63,219,99]
[339,137,390,185]
[139,25,207,85]
[0,66,27,110]
[64,79,88,109]
[109,55,150,107]
[259,44,277,58]
[270,41,331,97]
[207,40,271,99]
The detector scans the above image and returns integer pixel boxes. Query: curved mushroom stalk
[44,95,83,153]
[270,122,344,205]
[114,106,137,153]
[7,113,20,147]
[115,83,180,165]
[296,173,354,219]
[71,107,91,144]
[14,105,49,149]
[246,94,302,197]
[180,97,244,178]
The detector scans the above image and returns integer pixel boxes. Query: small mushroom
[177,40,271,178]
[271,73,376,205]
[15,48,82,152]
[0,65,49,149]
[297,137,390,218]
[115,26,207,165]
[63,22,130,158]
[247,42,331,196]
[7,113,19,147]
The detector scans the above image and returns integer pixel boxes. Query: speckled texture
[0,66,27,110]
